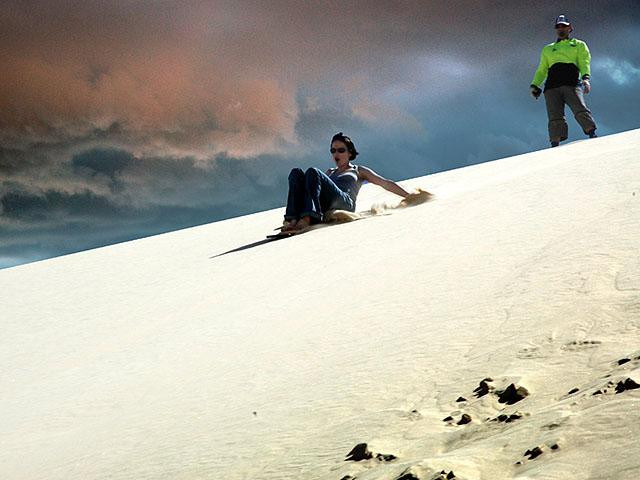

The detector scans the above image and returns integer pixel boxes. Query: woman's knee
[288,168,304,181]
[304,167,321,179]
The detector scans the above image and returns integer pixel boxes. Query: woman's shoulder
[354,164,372,177]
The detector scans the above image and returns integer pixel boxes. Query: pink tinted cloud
[0,1,506,159]
[0,1,300,158]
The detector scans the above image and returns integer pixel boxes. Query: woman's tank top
[328,165,363,204]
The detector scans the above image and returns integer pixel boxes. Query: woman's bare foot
[294,216,311,231]
[282,219,298,232]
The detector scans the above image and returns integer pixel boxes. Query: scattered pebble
[345,443,372,461]
[396,467,454,479]
[443,416,454,422]
[376,453,397,462]
[568,387,579,395]
[524,446,544,460]
[456,396,467,402]
[434,471,456,480]
[473,378,494,398]
[497,384,529,405]
[615,378,640,394]
[618,358,631,366]
[396,472,420,480]
[408,409,422,420]
[457,413,472,425]
[345,443,396,462]
[495,412,523,423]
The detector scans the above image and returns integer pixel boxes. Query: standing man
[530,15,597,147]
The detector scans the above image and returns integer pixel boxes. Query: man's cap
[555,15,571,26]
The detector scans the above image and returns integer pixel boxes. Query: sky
[1,0,639,269]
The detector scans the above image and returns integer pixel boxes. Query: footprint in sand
[516,346,544,359]
[615,259,640,291]
[561,340,602,351]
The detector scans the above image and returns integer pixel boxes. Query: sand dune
[1,129,639,479]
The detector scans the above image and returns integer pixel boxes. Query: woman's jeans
[284,168,355,222]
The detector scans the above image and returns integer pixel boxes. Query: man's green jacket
[532,38,591,91]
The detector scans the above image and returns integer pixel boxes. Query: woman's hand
[400,189,433,207]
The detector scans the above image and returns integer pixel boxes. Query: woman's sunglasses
[330,148,347,154]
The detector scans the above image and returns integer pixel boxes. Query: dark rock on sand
[345,443,396,463]
[443,416,454,422]
[433,471,456,480]
[524,446,544,460]
[618,358,631,366]
[497,384,529,405]
[376,453,397,462]
[473,378,494,398]
[568,387,579,395]
[456,396,467,402]
[345,443,372,461]
[396,472,420,480]
[340,476,356,480]
[457,413,472,425]
[408,409,423,420]
[615,377,640,393]
[496,412,523,423]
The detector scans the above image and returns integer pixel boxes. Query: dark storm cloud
[1,189,124,221]
[0,147,32,175]
[72,149,135,187]
[0,144,305,268]
[2,0,635,158]
[1,0,639,268]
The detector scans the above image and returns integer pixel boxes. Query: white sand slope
[2,129,639,480]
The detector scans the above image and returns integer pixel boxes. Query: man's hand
[582,79,591,94]
[530,85,542,99]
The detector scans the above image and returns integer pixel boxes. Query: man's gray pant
[544,86,597,142]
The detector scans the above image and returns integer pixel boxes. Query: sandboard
[266,189,434,240]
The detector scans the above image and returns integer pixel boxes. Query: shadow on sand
[209,237,287,259]
[209,192,433,260]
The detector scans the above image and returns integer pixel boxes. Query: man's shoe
[588,129,598,138]
[551,141,560,147]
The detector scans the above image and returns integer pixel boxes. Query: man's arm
[358,166,409,197]
[577,41,591,80]
[578,41,591,93]
[531,47,549,88]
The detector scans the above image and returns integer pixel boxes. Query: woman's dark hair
[331,132,359,161]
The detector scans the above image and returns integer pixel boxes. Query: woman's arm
[358,165,409,198]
